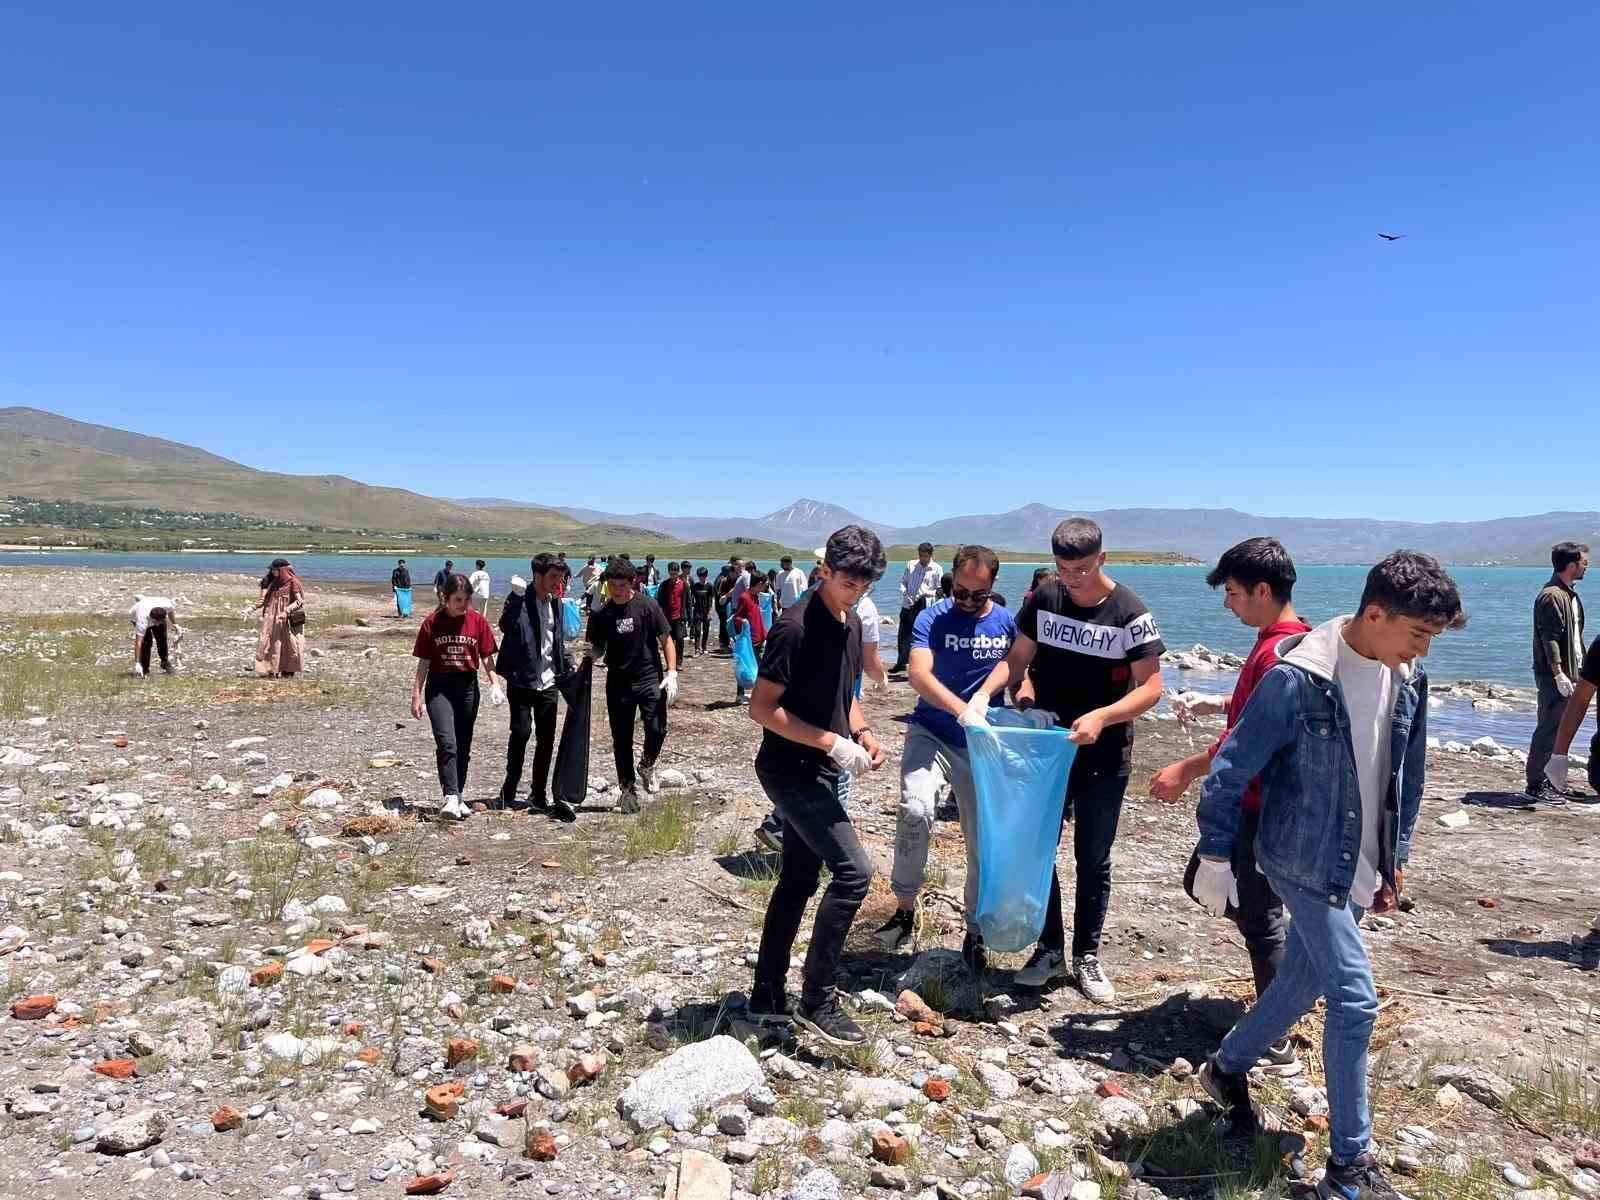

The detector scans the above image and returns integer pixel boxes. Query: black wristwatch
[850,727,874,744]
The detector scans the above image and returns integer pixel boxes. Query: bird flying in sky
[1378,232,1404,241]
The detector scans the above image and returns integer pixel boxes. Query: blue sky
[2,4,1594,527]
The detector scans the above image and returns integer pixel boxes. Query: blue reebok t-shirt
[910,598,1018,747]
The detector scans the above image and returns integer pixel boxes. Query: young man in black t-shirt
[586,558,678,814]
[965,518,1165,1003]
[748,525,888,1045]
[690,568,716,656]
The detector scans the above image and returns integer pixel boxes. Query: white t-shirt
[855,595,882,646]
[130,596,176,636]
[469,570,492,599]
[1336,633,1396,909]
[538,599,556,690]
[778,568,808,608]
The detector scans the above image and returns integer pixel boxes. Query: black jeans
[717,602,732,650]
[425,673,480,797]
[669,619,688,667]
[692,611,711,653]
[753,764,874,1008]
[1527,673,1566,789]
[503,683,558,803]
[607,678,667,790]
[1232,805,1288,997]
[1040,769,1129,960]
[138,625,170,673]
[894,598,926,671]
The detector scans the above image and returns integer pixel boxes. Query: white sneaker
[130,664,145,677]
[1014,948,1067,988]
[1072,954,1116,1003]
[440,795,469,820]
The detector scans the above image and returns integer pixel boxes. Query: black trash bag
[553,660,593,809]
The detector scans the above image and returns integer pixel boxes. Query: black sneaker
[548,798,578,824]
[754,814,784,854]
[961,930,987,976]
[873,909,914,952]
[746,983,794,1027]
[617,787,641,815]
[527,792,551,813]
[1527,779,1567,804]
[795,996,865,1046]
[1317,1153,1402,1199]
[1256,1037,1304,1076]
[1198,1055,1260,1135]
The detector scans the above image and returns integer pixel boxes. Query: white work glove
[1546,754,1571,790]
[509,575,527,596]
[130,663,145,677]
[957,694,992,729]
[1556,673,1576,699]
[662,670,679,706]
[1192,856,1239,918]
[1017,708,1059,731]
[490,680,506,706]
[826,733,873,778]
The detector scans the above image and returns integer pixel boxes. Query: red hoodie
[734,590,767,645]
[1206,618,1312,813]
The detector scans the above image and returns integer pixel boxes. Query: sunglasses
[952,587,991,603]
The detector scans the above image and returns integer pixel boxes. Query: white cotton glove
[1018,708,1058,731]
[1556,673,1576,699]
[957,694,992,729]
[826,733,873,778]
[130,663,145,677]
[662,670,679,706]
[509,575,527,596]
[1193,856,1239,918]
[1547,754,1571,790]
[490,680,506,706]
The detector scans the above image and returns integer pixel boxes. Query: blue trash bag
[758,591,774,627]
[394,586,412,618]
[732,625,759,689]
[966,720,1077,952]
[645,584,659,600]
[561,598,582,639]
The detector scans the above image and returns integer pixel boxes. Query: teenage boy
[748,526,887,1045]
[658,561,691,667]
[874,545,1027,974]
[1528,541,1588,800]
[690,567,715,656]
[715,563,737,652]
[468,560,493,616]
[128,595,181,676]
[434,560,455,605]
[586,559,678,814]
[1149,537,1310,1073]
[963,518,1165,1003]
[893,543,943,674]
[642,554,660,588]
[498,554,576,820]
[732,572,770,705]
[777,555,807,613]
[1193,552,1465,1200]
[1538,637,1600,969]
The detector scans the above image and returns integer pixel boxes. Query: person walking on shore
[468,560,492,616]
[642,554,661,588]
[962,518,1165,1003]
[1540,633,1600,968]
[1528,541,1588,801]
[586,558,677,814]
[1148,537,1310,1074]
[579,557,599,611]
[411,573,501,821]
[690,567,715,656]
[658,561,691,669]
[715,562,738,653]
[434,560,454,606]
[1193,552,1465,1200]
[747,525,887,1045]
[128,595,180,676]
[391,559,413,618]
[776,556,807,616]
[732,571,770,705]
[874,545,1019,974]
[892,543,942,675]
[254,558,306,678]
[497,554,575,820]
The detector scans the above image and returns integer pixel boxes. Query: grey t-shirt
[1336,633,1396,908]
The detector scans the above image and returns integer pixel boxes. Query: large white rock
[299,787,343,810]
[617,1035,763,1132]
[839,1075,920,1116]
[97,1109,168,1155]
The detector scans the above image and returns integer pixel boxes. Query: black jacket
[391,566,411,588]
[497,590,572,690]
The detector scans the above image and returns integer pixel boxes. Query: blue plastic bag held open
[732,625,759,689]
[965,718,1077,952]
[561,598,582,639]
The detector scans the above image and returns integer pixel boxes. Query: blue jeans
[1216,873,1376,1165]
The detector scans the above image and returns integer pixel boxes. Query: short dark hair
[475,559,486,569]
[603,556,636,582]
[1031,567,1051,587]
[951,544,1000,583]
[825,525,888,581]
[1050,517,1103,560]
[918,542,934,555]
[444,559,454,567]
[1553,542,1590,572]
[680,561,691,572]
[780,556,793,566]
[397,558,405,564]
[667,561,680,573]
[646,554,655,562]
[531,553,560,577]
[1357,550,1467,629]
[1206,537,1297,603]
[697,567,708,577]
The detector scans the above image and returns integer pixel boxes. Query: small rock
[97,1109,168,1154]
[871,1129,911,1165]
[211,1105,244,1132]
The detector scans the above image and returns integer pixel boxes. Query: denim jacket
[1196,616,1428,908]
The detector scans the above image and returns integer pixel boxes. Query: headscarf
[263,559,303,598]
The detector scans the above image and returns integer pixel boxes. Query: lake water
[2,551,1587,749]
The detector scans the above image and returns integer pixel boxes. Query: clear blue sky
[3,4,1594,527]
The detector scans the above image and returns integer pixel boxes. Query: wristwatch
[850,727,874,744]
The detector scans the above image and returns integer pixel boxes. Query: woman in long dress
[254,558,306,677]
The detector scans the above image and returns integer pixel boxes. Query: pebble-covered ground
[3,567,1600,1200]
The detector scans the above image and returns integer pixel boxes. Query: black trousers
[753,764,873,1008]
[503,683,558,803]
[894,598,927,671]
[138,625,170,673]
[1040,769,1128,960]
[424,673,480,797]
[692,610,711,653]
[669,618,688,667]
[607,678,667,790]
[1231,806,1288,997]
[717,601,732,649]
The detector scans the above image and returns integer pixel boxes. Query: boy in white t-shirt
[468,561,492,616]
[129,596,181,676]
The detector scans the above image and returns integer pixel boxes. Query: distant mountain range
[5,407,1595,564]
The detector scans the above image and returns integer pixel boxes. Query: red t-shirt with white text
[413,609,498,674]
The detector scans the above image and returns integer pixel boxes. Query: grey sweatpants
[891,723,981,934]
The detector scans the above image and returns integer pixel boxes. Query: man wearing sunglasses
[875,544,1035,974]
[962,517,1166,1003]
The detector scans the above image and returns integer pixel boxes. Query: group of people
[125,556,307,679]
